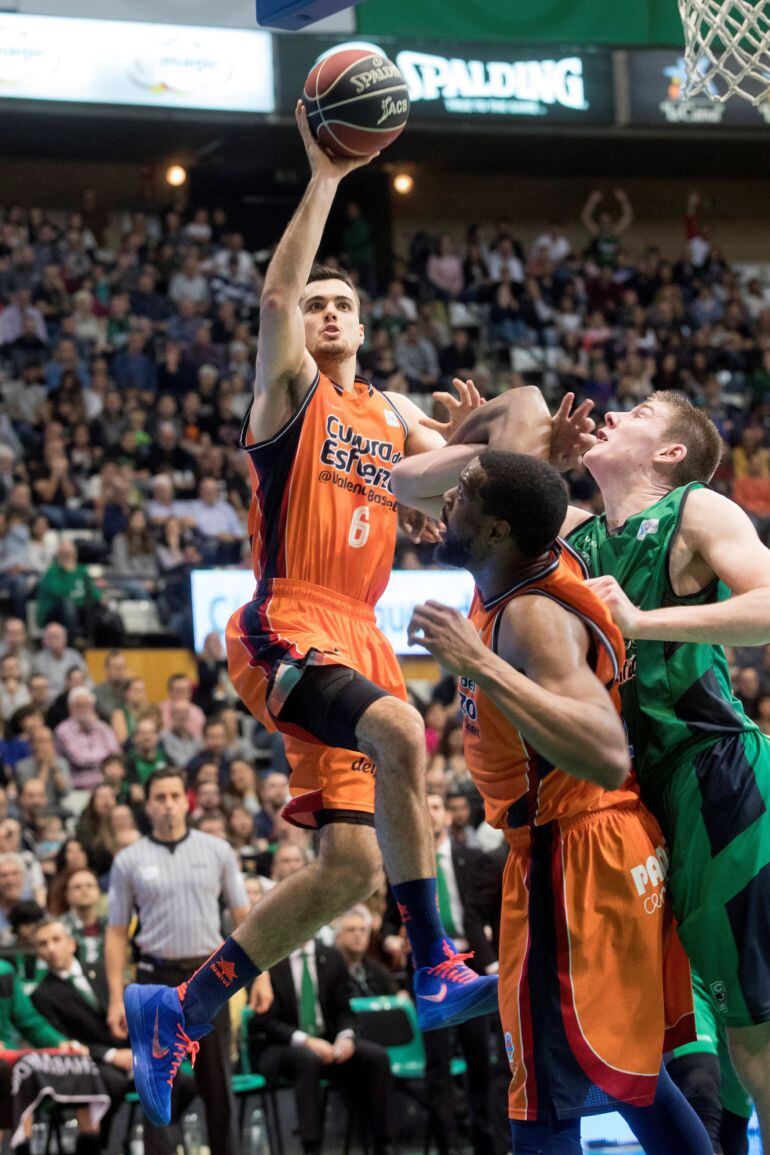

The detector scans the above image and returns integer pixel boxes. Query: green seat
[232,1072,267,1093]
[238,1006,284,1154]
[349,995,467,1080]
[239,1006,257,1075]
[350,995,468,1154]
[125,1048,277,1152]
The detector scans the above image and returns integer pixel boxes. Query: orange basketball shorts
[499,803,695,1122]
[226,578,406,827]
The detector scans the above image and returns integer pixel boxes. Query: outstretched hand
[408,601,487,676]
[550,392,596,472]
[421,378,486,440]
[296,102,379,181]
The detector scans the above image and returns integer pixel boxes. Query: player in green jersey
[563,390,770,1146]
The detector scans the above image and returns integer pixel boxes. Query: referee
[105,768,249,1154]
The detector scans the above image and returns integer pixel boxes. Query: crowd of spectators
[0,625,512,1153]
[2,186,770,1149]
[2,189,770,644]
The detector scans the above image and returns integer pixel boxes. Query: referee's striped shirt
[108,829,248,959]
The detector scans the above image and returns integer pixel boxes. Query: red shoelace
[167,1025,200,1087]
[427,946,476,985]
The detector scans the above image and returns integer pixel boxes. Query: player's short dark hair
[651,391,723,485]
[306,263,359,307]
[144,768,186,799]
[477,450,568,557]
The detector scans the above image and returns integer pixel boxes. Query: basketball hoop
[678,0,770,104]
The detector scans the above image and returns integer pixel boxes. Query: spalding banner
[276,34,615,124]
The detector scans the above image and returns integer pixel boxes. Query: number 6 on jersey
[348,505,371,549]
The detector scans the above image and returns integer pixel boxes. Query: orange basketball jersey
[243,370,407,605]
[461,540,638,829]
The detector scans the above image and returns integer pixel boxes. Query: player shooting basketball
[123,102,591,1129]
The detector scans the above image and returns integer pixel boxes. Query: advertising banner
[627,50,770,127]
[0,13,274,113]
[275,34,615,125]
[191,568,475,656]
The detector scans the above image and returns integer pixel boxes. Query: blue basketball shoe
[125,983,211,1126]
[413,943,499,1031]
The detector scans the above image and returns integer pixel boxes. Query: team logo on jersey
[619,649,637,687]
[630,845,669,914]
[710,980,728,1015]
[384,409,401,427]
[503,1032,519,1078]
[458,676,478,721]
[320,414,402,493]
[637,518,659,541]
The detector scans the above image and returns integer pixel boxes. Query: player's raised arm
[250,103,377,443]
[408,597,630,790]
[390,386,594,519]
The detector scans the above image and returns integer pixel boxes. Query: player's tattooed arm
[408,597,630,789]
[590,487,770,644]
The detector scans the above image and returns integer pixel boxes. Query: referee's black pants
[137,958,240,1155]
[424,1014,502,1155]
[257,1039,393,1152]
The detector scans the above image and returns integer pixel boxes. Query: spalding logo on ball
[302,46,410,159]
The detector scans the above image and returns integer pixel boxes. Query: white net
[678,0,770,104]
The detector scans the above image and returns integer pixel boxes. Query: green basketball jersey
[567,483,757,801]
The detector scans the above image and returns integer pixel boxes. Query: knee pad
[276,661,389,751]
[668,1052,721,1112]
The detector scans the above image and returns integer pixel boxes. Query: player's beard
[313,334,356,364]
[435,528,474,569]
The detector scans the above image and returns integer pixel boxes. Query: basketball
[302,47,410,159]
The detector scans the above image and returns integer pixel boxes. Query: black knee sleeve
[667,1052,723,1149]
[276,661,389,751]
[719,1109,750,1155]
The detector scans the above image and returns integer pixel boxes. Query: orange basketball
[302,47,410,159]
